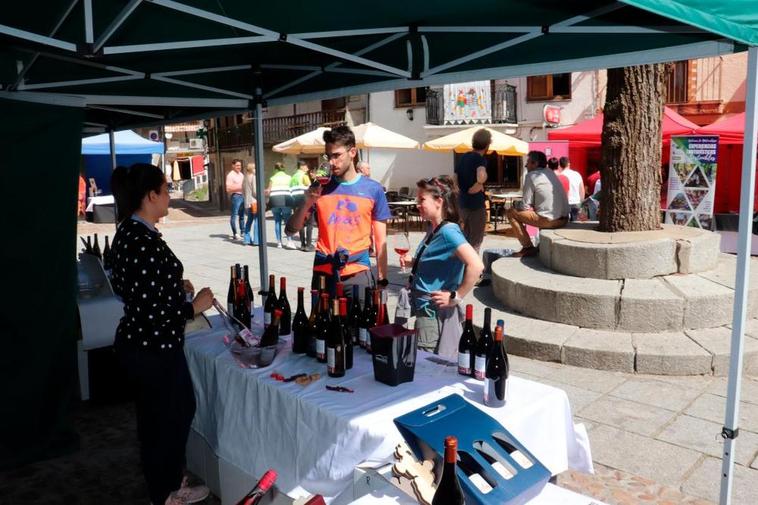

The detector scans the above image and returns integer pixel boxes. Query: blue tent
[82,130,164,195]
[81,130,164,155]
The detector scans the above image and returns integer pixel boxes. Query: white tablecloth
[85,195,115,212]
[184,316,593,499]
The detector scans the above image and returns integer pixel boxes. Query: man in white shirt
[560,157,585,221]
[507,151,569,257]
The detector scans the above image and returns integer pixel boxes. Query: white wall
[367,91,450,190]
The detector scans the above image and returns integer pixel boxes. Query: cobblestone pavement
[77,208,758,504]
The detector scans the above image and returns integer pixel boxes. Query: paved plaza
[78,208,758,504]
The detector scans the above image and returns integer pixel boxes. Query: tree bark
[599,64,666,232]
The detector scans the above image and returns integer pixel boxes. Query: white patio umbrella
[351,122,419,149]
[271,126,330,154]
[422,126,528,155]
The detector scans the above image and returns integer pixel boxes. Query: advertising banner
[664,135,719,230]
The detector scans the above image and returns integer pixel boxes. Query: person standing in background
[267,162,296,249]
[242,162,258,246]
[290,160,314,251]
[559,157,585,221]
[356,160,371,178]
[225,159,245,240]
[549,157,570,196]
[454,129,491,252]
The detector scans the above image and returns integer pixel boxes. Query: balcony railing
[426,82,518,125]
[209,110,348,151]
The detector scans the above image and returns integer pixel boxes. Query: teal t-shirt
[411,222,467,315]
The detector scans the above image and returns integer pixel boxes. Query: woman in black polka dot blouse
[111,163,214,505]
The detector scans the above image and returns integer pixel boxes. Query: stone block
[588,424,703,487]
[550,239,608,279]
[578,395,677,436]
[606,239,677,279]
[676,230,721,274]
[663,274,734,329]
[618,279,685,332]
[552,277,621,329]
[537,229,563,270]
[610,376,705,410]
[697,254,758,318]
[562,329,634,372]
[686,327,758,376]
[632,332,713,375]
[505,317,578,362]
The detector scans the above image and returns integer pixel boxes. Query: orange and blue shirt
[313,174,391,277]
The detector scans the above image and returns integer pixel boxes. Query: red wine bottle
[368,289,381,353]
[86,235,93,254]
[243,265,254,322]
[227,265,237,315]
[327,300,346,377]
[348,285,362,345]
[380,289,390,325]
[263,274,277,327]
[234,277,251,330]
[92,233,102,261]
[484,325,508,407]
[260,309,281,347]
[306,289,319,358]
[235,469,278,505]
[292,287,309,354]
[278,277,292,335]
[316,293,330,363]
[335,282,344,299]
[432,436,465,505]
[458,304,476,377]
[339,297,353,370]
[102,235,112,272]
[359,286,373,349]
[474,308,493,381]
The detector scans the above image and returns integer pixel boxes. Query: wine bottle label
[474,355,487,380]
[458,352,471,375]
[264,312,271,325]
[327,348,335,371]
[316,339,325,358]
[359,328,368,347]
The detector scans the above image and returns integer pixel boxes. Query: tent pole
[719,45,758,505]
[108,128,118,229]
[252,90,269,292]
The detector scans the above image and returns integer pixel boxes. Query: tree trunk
[599,64,666,232]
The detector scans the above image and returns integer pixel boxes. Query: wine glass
[392,232,411,274]
[315,156,331,186]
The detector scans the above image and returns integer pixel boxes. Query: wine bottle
[278,277,292,335]
[92,233,102,261]
[335,282,344,299]
[227,265,237,315]
[292,288,309,354]
[348,285,362,345]
[327,300,346,377]
[359,286,373,349]
[484,325,508,407]
[234,276,251,330]
[102,235,112,272]
[339,297,353,370]
[260,309,282,347]
[432,436,465,505]
[473,308,493,381]
[380,289,390,325]
[458,304,476,377]
[235,469,278,505]
[242,265,255,318]
[263,274,277,327]
[316,293,330,363]
[496,319,504,330]
[368,289,381,353]
[86,235,93,254]
[306,289,319,358]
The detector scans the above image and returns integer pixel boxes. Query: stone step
[491,254,758,332]
[467,287,758,376]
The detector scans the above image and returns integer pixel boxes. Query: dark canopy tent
[2,1,758,501]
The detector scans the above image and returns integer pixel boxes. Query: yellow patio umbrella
[352,122,419,149]
[422,126,528,156]
[271,126,330,154]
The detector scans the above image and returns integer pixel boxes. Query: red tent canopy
[547,106,699,146]
[697,113,745,144]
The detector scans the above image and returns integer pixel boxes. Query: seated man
[507,150,569,257]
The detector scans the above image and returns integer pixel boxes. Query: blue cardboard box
[394,394,550,505]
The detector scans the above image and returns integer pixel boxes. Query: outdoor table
[489,191,522,231]
[184,313,593,502]
[387,200,416,233]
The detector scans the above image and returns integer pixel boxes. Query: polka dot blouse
[110,218,194,350]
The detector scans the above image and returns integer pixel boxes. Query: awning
[81,129,164,155]
[698,112,747,144]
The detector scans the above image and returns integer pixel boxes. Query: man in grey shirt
[507,150,569,257]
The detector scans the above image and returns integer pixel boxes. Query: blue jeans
[271,206,292,243]
[230,193,244,235]
[243,207,259,245]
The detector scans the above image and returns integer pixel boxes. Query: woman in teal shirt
[399,176,483,352]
